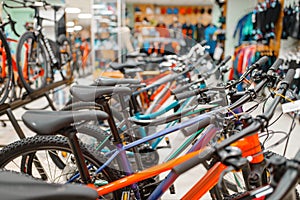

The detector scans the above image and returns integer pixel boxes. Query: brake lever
[217,147,249,191]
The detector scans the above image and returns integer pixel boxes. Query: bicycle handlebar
[282,67,295,85]
[2,2,20,37]
[217,68,295,150]
[236,56,268,85]
[175,56,268,101]
[171,69,295,178]
[267,58,282,75]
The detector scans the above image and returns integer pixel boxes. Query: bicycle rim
[0,30,12,104]
[16,32,49,92]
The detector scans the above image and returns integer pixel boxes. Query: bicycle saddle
[110,61,145,71]
[22,110,108,135]
[93,77,140,86]
[70,85,132,102]
[0,170,97,200]
[138,57,165,63]
[126,52,147,58]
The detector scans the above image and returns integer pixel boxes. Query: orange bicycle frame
[91,132,264,198]
[183,133,263,199]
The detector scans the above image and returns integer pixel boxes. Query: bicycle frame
[89,129,264,198]
[67,105,217,183]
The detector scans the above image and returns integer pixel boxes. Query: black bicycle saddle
[0,170,98,200]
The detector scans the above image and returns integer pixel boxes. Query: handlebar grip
[172,85,191,95]
[175,90,198,100]
[282,69,295,86]
[255,56,269,67]
[268,58,283,73]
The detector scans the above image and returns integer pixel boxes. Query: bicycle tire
[57,34,73,80]
[76,124,115,151]
[0,30,12,104]
[16,31,49,93]
[0,135,121,199]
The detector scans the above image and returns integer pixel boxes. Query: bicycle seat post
[66,131,92,184]
[117,93,144,170]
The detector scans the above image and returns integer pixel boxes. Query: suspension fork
[231,133,265,189]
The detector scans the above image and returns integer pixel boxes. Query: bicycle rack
[0,79,73,147]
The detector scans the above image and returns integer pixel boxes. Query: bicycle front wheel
[0,30,12,104]
[16,31,49,92]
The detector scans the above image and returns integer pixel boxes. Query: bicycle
[7,0,73,92]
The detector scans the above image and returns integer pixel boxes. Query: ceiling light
[65,7,81,14]
[78,13,92,19]
[67,27,74,32]
[74,25,83,31]
[66,21,75,27]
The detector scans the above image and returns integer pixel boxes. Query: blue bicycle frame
[67,107,224,183]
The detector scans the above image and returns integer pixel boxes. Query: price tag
[282,100,300,113]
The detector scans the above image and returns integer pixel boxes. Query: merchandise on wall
[229,0,284,90]
[129,3,225,57]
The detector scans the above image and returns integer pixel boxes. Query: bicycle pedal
[121,191,131,200]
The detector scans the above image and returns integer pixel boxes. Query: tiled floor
[0,76,299,199]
